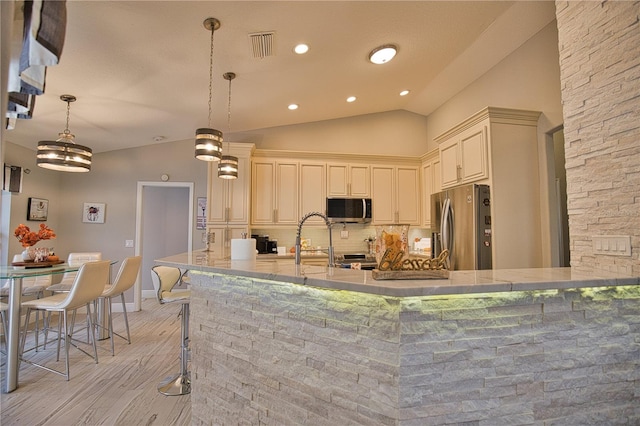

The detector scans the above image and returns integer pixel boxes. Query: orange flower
[14,223,56,248]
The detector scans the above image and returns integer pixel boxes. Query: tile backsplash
[252,224,431,254]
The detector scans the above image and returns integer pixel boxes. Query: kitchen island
[156,252,640,425]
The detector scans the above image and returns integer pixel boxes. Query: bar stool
[150,265,190,396]
[96,256,141,355]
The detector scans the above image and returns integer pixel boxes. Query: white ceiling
[5,1,556,154]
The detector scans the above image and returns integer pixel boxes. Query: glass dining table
[1,261,115,393]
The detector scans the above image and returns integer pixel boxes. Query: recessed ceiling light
[346,96,357,103]
[400,90,410,96]
[368,44,397,64]
[288,104,299,110]
[294,44,309,54]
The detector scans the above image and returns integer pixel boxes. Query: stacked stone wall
[555,1,640,275]
[190,273,640,425]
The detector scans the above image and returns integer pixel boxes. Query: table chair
[96,256,141,355]
[150,265,191,396]
[0,301,7,354]
[20,260,111,380]
[46,252,102,293]
[1,255,51,351]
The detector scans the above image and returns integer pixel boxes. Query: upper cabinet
[438,121,489,189]
[371,165,420,225]
[207,143,254,225]
[299,162,326,225]
[435,107,543,269]
[327,163,370,197]
[421,149,440,228]
[251,159,299,226]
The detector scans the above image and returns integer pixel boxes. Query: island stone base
[189,271,639,425]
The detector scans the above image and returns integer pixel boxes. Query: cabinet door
[439,138,459,189]
[227,156,250,223]
[251,161,275,225]
[459,125,488,183]
[300,162,326,225]
[432,160,441,194]
[422,159,441,227]
[371,166,395,224]
[208,164,227,223]
[422,162,433,227]
[327,163,370,197]
[327,163,349,197]
[349,165,370,197]
[275,162,299,224]
[396,167,420,225]
[208,226,250,258]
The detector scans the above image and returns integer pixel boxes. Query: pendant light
[218,72,238,179]
[195,17,223,162]
[37,94,93,172]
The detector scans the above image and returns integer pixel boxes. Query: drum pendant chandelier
[218,72,238,179]
[195,17,223,162]
[37,94,93,172]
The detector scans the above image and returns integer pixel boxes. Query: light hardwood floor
[1,298,191,425]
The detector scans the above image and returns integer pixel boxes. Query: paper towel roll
[231,238,256,260]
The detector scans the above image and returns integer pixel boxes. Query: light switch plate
[592,235,631,256]
[340,230,349,239]
[125,239,134,248]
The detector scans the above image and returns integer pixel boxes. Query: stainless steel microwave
[326,198,372,223]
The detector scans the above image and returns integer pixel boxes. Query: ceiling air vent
[248,31,275,59]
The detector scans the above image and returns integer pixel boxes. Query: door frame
[135,181,194,310]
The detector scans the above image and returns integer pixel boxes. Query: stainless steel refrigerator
[431,184,492,270]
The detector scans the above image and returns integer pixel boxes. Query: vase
[22,247,36,261]
[375,224,410,266]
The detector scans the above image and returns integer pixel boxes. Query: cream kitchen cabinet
[207,143,253,225]
[251,160,299,225]
[208,226,249,258]
[435,107,543,269]
[371,165,420,225]
[327,163,370,197]
[421,149,440,228]
[438,121,489,189]
[299,161,326,225]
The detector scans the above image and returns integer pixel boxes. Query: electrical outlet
[125,239,134,248]
[340,230,349,239]
[592,235,631,256]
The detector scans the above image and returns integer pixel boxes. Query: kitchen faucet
[295,212,334,267]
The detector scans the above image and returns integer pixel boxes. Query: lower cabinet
[208,226,250,258]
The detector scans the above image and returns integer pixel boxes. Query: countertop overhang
[156,251,639,297]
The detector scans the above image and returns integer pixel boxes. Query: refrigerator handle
[442,198,450,251]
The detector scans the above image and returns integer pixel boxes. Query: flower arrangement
[14,223,56,247]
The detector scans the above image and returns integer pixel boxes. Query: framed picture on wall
[83,202,106,224]
[27,197,48,221]
[197,197,207,230]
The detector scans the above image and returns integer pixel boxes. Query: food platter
[11,260,65,268]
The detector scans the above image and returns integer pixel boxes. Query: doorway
[135,181,193,310]
[548,127,570,267]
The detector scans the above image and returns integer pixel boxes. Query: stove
[335,253,378,270]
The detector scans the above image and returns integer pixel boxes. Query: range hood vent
[249,31,275,59]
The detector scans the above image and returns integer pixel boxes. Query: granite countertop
[156,251,639,297]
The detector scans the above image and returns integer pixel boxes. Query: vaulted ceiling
[5,1,556,154]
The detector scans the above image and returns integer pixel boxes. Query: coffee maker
[252,235,277,254]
